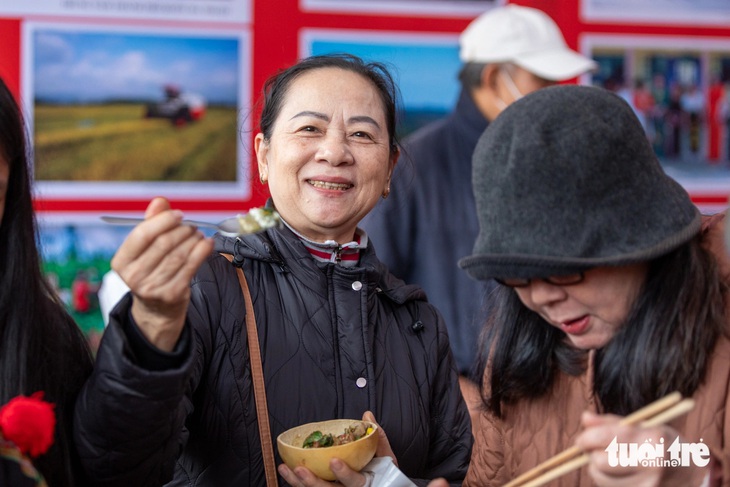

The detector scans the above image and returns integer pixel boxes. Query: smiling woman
[74,54,472,487]
[255,67,396,244]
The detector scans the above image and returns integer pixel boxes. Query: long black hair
[476,237,725,417]
[0,79,93,485]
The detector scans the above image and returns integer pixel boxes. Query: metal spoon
[100,209,281,238]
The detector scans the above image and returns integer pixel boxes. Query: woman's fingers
[120,225,203,295]
[277,462,367,487]
[112,198,210,297]
[575,413,708,487]
[576,413,634,462]
[278,464,304,486]
[329,459,368,486]
[144,196,171,218]
[110,198,214,351]
[278,413,394,487]
[111,209,186,271]
[362,411,397,465]
[128,231,213,349]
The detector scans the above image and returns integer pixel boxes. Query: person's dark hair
[476,238,725,417]
[458,62,488,89]
[458,62,518,90]
[258,53,401,155]
[0,78,93,484]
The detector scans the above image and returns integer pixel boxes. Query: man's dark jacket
[362,88,496,376]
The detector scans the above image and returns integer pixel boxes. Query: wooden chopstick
[640,398,695,428]
[503,392,694,487]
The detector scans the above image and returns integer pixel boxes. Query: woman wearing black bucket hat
[458,85,730,486]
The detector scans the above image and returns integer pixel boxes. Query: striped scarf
[283,220,367,267]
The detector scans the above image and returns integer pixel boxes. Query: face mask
[499,68,525,102]
[494,96,508,112]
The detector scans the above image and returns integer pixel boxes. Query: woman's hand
[575,411,710,487]
[111,197,214,352]
[278,458,370,487]
[278,411,398,487]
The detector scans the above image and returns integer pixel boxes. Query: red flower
[0,392,56,457]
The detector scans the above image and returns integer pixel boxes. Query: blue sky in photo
[310,39,461,112]
[34,30,240,105]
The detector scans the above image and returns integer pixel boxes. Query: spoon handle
[100,216,221,231]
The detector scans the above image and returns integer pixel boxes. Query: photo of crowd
[585,40,730,191]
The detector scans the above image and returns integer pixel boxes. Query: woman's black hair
[0,78,93,485]
[258,53,401,155]
[476,238,725,417]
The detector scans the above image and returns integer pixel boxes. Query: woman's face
[513,263,648,350]
[255,67,397,243]
[0,154,8,224]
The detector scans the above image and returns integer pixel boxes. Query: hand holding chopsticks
[504,392,695,487]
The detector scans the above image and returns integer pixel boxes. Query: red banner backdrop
[1,0,730,216]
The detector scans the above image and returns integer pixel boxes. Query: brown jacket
[464,213,730,486]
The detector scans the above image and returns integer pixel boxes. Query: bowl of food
[277,419,378,481]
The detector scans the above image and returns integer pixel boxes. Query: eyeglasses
[495,272,585,288]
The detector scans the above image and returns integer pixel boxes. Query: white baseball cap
[459,5,597,81]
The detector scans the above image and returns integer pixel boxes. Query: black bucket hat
[459,84,701,281]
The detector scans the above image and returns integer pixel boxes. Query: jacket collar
[451,87,489,142]
[213,225,425,305]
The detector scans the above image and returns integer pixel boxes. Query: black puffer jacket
[74,225,472,486]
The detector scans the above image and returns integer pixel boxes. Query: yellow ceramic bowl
[277,419,378,481]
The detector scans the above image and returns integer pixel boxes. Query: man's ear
[481,64,501,90]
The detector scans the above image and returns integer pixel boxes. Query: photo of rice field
[31,28,242,182]
[34,102,238,181]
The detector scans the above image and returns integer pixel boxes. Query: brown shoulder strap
[221,253,278,486]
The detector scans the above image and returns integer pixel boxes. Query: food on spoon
[236,208,281,234]
[302,422,373,449]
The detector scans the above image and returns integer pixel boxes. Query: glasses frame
[495,272,585,288]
